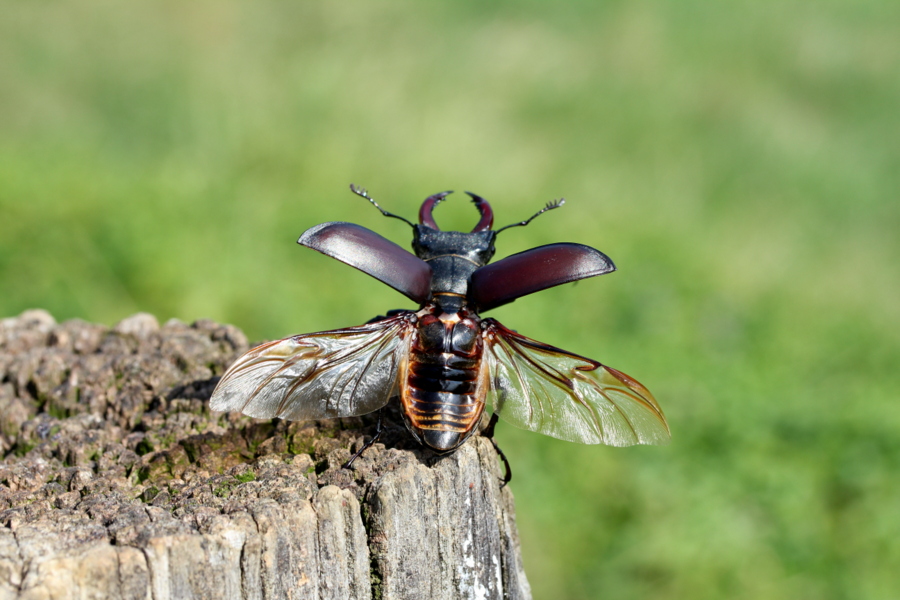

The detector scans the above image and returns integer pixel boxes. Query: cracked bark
[0,310,531,600]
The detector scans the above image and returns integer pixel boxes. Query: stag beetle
[210,186,669,482]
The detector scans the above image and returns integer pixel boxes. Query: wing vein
[483,320,670,446]
[209,315,411,422]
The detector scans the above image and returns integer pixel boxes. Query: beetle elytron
[210,185,670,477]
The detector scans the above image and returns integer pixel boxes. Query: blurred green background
[2,1,898,598]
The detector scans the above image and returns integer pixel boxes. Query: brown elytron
[400,307,488,452]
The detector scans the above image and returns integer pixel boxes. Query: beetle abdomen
[400,309,487,453]
[407,354,481,423]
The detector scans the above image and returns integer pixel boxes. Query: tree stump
[0,310,531,600]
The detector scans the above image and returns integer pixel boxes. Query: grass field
[2,2,899,598]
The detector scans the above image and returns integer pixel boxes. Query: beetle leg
[482,413,512,487]
[343,411,384,469]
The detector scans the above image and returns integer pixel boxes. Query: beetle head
[412,191,497,266]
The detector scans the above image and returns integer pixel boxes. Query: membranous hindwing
[480,319,670,446]
[210,313,416,421]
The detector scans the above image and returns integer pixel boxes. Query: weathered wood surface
[0,310,531,600]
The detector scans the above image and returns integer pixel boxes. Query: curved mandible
[466,192,494,232]
[418,191,453,230]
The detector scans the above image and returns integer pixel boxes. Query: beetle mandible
[210,185,670,481]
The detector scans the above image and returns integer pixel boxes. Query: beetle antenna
[349,184,415,227]
[495,198,565,234]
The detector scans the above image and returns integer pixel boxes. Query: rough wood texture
[0,310,531,600]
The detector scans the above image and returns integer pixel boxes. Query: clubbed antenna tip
[349,184,415,227]
[495,197,566,234]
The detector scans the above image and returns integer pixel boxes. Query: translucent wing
[210,314,414,421]
[482,319,670,446]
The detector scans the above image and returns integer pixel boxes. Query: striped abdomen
[400,310,487,453]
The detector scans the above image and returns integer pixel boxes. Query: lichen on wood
[0,310,531,600]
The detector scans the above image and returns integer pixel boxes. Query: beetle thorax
[413,226,496,302]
